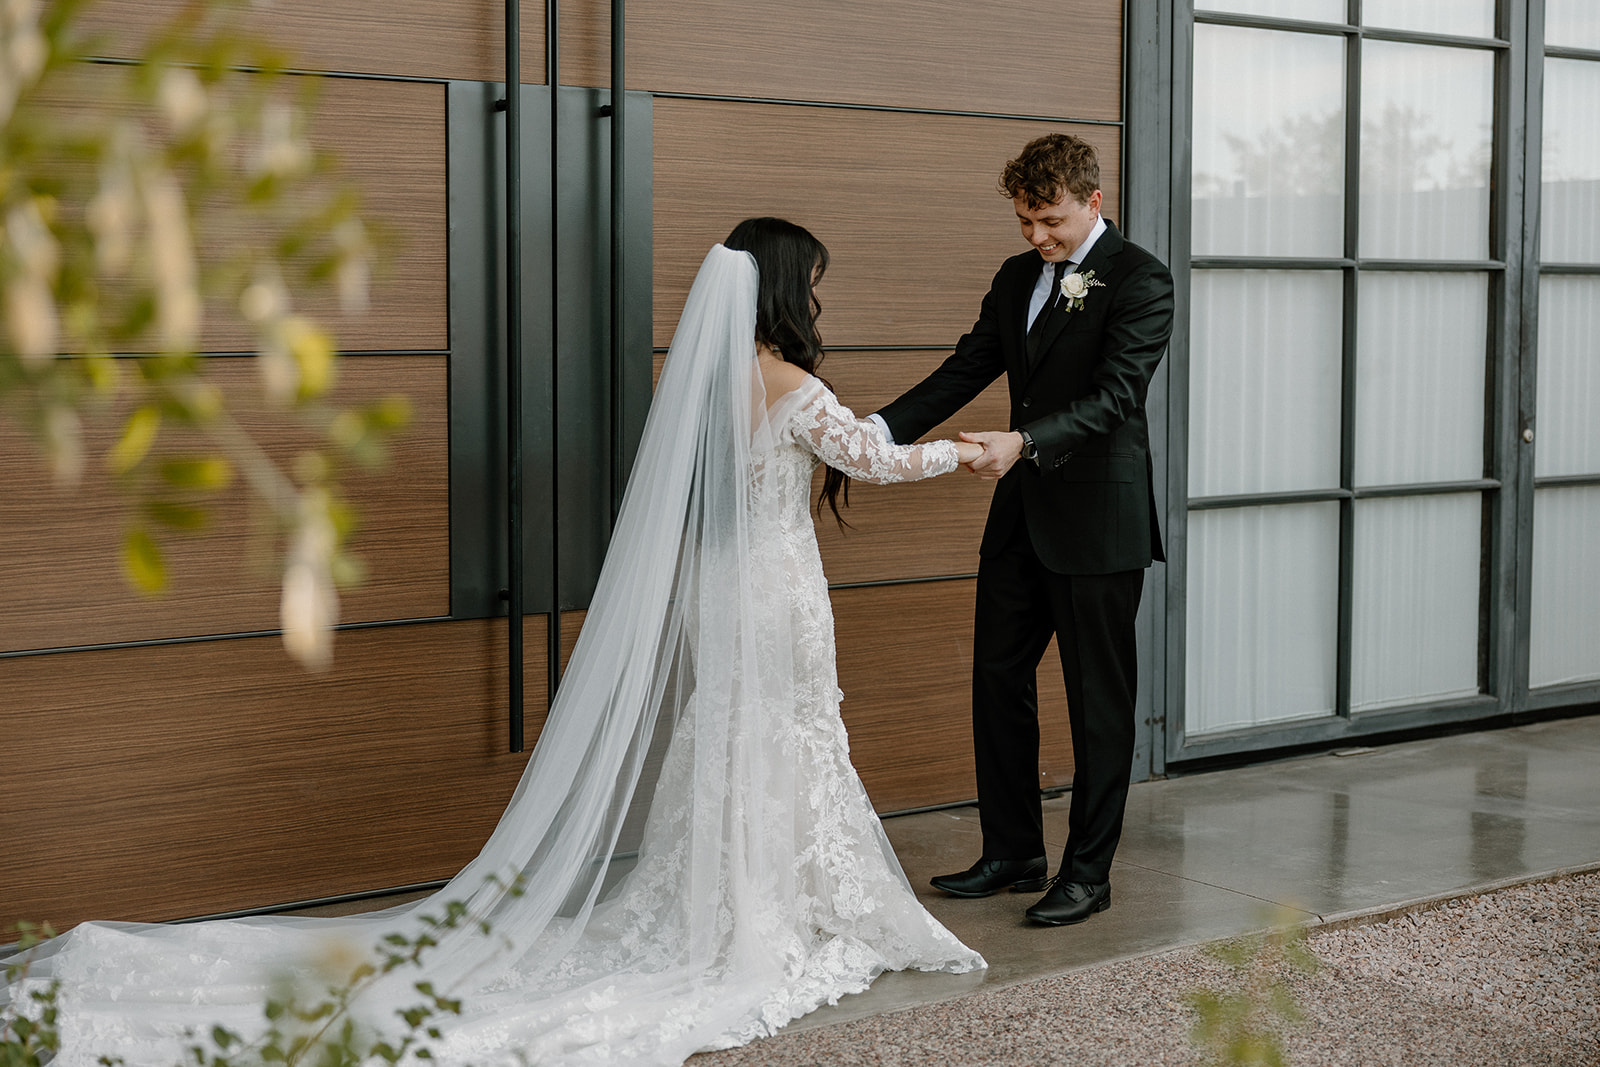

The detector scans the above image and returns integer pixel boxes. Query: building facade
[4,0,1596,933]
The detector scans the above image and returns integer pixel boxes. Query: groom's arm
[874,266,1009,444]
[1019,256,1174,470]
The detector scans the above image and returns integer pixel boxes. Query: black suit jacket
[879,221,1175,575]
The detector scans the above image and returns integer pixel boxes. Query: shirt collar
[1038,215,1107,276]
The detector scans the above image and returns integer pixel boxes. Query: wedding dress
[4,244,983,1065]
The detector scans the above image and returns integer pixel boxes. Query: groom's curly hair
[999,134,1101,209]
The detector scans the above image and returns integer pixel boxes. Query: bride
[5,218,987,1065]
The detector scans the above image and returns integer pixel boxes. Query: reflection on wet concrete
[788,715,1600,1034]
[1470,757,1528,882]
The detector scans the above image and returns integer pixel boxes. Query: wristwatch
[1017,429,1038,463]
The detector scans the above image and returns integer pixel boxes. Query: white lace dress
[13,369,984,1066]
[422,375,983,1061]
[713,376,983,1035]
[465,376,982,1057]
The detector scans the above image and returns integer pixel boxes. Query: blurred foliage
[1188,915,1319,1067]
[0,923,60,1067]
[0,0,409,668]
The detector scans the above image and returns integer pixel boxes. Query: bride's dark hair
[724,216,850,526]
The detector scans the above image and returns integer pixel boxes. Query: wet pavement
[792,714,1600,1033]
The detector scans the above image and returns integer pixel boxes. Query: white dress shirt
[869,214,1107,443]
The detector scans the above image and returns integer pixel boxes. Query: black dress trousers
[970,490,1143,885]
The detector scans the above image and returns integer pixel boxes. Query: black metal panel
[1511,0,1547,713]
[445,83,653,620]
[447,81,554,620]
[543,87,654,612]
[1160,0,1196,772]
[1126,0,1176,780]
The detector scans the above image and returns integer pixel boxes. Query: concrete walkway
[771,714,1600,1037]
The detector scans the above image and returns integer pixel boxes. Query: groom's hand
[959,431,1024,480]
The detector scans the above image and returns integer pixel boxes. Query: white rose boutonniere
[1059,269,1105,313]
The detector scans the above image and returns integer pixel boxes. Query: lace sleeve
[790,381,961,484]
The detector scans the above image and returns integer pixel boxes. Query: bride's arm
[792,383,976,484]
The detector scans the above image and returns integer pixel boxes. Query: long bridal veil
[7,245,856,1064]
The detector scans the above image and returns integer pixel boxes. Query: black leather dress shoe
[1025,879,1111,925]
[930,856,1049,898]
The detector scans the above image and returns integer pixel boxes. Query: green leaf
[107,405,162,475]
[368,394,411,432]
[160,457,234,491]
[122,527,167,593]
[210,1025,234,1049]
[145,499,208,531]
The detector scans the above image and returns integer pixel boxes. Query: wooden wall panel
[1,619,545,931]
[297,79,449,352]
[833,581,1074,814]
[653,99,1122,348]
[812,349,1007,585]
[560,0,1123,121]
[77,0,545,84]
[202,77,448,353]
[28,69,447,354]
[0,356,448,653]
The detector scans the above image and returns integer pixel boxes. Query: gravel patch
[693,870,1600,1066]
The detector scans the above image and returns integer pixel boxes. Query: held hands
[957,431,1025,480]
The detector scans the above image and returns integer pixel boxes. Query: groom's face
[1014,188,1102,263]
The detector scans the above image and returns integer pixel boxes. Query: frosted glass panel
[1187,504,1340,735]
[1536,277,1600,478]
[1531,487,1600,688]
[1541,59,1600,265]
[1351,494,1481,711]
[1196,0,1345,19]
[1360,41,1492,260]
[1354,272,1487,486]
[1545,0,1600,49]
[1193,25,1345,257]
[1190,271,1343,496]
[1363,0,1494,38]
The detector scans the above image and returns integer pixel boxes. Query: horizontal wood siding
[833,581,1074,813]
[5,0,1124,928]
[77,0,547,84]
[562,0,1123,120]
[652,100,1122,349]
[2,621,535,930]
[1,356,449,652]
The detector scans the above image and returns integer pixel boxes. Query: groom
[872,134,1173,925]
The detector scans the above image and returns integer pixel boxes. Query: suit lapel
[1004,255,1042,379]
[1027,221,1124,380]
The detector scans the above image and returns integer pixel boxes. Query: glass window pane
[1193,24,1346,257]
[1187,503,1340,735]
[1354,272,1487,486]
[1190,270,1343,496]
[1536,277,1600,478]
[1196,0,1345,20]
[1351,494,1482,711]
[1359,41,1493,261]
[1545,0,1600,50]
[1531,486,1600,688]
[1541,59,1600,265]
[1363,0,1495,39]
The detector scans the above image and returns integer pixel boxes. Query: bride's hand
[956,440,985,466]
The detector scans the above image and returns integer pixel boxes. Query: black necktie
[1026,259,1069,361]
